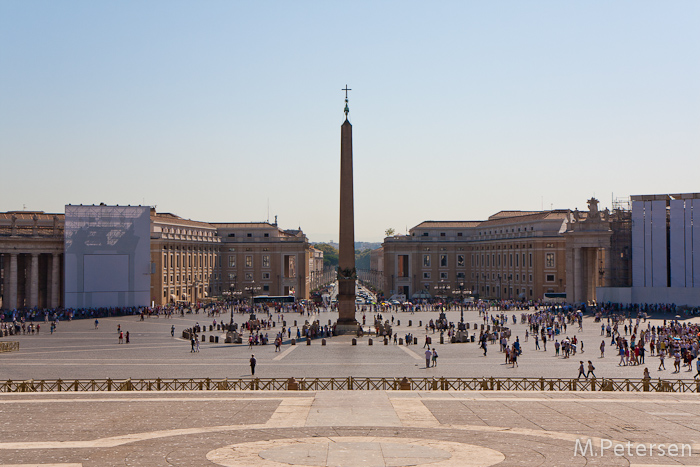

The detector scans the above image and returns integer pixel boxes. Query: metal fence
[1,376,699,393]
[0,341,19,353]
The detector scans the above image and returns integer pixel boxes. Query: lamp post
[454,282,465,314]
[433,280,451,303]
[497,274,502,303]
[244,283,262,309]
[507,274,512,300]
[227,283,242,326]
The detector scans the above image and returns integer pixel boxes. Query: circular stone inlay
[207,436,505,467]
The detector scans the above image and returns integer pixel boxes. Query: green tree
[355,249,371,270]
[385,228,395,237]
[314,243,339,269]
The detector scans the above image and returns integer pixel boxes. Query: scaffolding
[609,197,632,287]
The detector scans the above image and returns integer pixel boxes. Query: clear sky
[1,1,698,242]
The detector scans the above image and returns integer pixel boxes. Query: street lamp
[227,283,242,326]
[244,282,262,308]
[497,274,501,302]
[433,280,451,302]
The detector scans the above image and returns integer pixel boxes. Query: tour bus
[542,292,566,304]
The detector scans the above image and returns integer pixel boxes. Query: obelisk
[336,86,359,332]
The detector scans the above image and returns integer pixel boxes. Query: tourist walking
[425,348,432,369]
[577,361,586,379]
[600,340,605,358]
[250,354,257,375]
[658,351,665,370]
[432,348,438,367]
[586,360,596,379]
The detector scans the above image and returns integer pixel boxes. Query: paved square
[2,309,700,466]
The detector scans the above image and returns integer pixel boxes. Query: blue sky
[1,1,698,242]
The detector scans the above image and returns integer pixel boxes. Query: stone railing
[0,376,697,393]
[0,342,19,353]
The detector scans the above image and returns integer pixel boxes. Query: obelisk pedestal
[334,93,359,335]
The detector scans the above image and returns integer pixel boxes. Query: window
[228,273,236,281]
[423,272,431,279]
[163,254,167,268]
[245,255,253,268]
[546,274,555,282]
[228,233,235,237]
[529,274,533,282]
[529,253,533,268]
[497,255,501,266]
[247,233,252,237]
[457,255,465,267]
[423,247,430,251]
[262,255,270,268]
[263,285,270,292]
[440,255,447,267]
[440,232,446,237]
[163,275,167,284]
[423,255,431,267]
[229,256,236,268]
[457,272,465,279]
[262,272,270,279]
[440,272,448,280]
[545,253,555,268]
[228,247,235,252]
[264,233,269,238]
[422,232,429,237]
[398,255,409,277]
[245,272,253,280]
[509,254,513,267]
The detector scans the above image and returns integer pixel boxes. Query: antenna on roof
[267,198,270,223]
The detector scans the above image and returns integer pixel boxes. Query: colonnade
[1,251,62,310]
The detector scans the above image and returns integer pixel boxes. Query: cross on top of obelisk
[342,85,351,118]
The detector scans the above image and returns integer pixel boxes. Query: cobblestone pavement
[1,309,699,381]
[1,390,700,466]
[2,310,700,466]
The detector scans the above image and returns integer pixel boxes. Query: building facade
[0,212,64,310]
[1,207,324,310]
[382,210,574,302]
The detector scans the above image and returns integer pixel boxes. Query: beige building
[150,211,221,306]
[382,210,571,301]
[213,222,321,302]
[1,209,323,310]
[0,212,64,309]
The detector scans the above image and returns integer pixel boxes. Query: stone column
[604,248,612,288]
[9,253,18,310]
[30,253,39,309]
[51,253,60,309]
[573,247,582,303]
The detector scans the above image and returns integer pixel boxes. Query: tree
[355,249,371,270]
[314,243,339,269]
[385,228,395,237]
